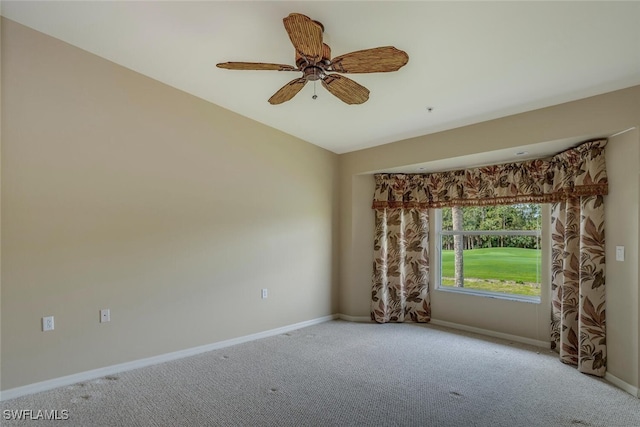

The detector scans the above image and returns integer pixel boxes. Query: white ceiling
[3,1,640,154]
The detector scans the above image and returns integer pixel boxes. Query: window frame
[433,207,543,304]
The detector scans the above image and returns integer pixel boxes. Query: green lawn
[441,247,541,296]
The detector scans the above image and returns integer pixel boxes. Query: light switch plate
[615,246,625,261]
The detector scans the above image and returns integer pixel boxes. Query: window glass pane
[441,207,453,230]
[440,242,541,297]
[438,204,542,298]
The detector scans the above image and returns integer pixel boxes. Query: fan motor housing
[295,43,332,68]
[302,66,325,81]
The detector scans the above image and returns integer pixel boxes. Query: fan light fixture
[216,13,409,105]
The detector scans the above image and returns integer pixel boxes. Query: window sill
[435,286,541,304]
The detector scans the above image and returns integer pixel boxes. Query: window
[435,204,542,302]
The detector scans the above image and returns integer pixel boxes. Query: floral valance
[372,139,608,209]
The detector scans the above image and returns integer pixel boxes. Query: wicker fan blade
[321,74,369,105]
[283,13,323,62]
[217,62,297,71]
[268,78,307,105]
[330,46,409,73]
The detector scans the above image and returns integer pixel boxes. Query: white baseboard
[337,315,638,399]
[0,314,338,402]
[429,318,551,348]
[337,313,371,322]
[336,314,550,348]
[605,372,640,399]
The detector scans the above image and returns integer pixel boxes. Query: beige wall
[339,86,640,388]
[605,128,639,389]
[1,19,339,390]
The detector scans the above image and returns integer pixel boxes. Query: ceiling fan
[216,13,409,105]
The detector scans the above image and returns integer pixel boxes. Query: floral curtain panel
[551,196,606,376]
[372,139,608,376]
[372,205,430,323]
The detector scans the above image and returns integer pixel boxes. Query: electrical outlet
[261,288,268,299]
[42,316,54,332]
[100,309,110,323]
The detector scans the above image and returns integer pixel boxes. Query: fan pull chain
[312,81,317,100]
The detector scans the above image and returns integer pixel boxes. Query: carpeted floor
[2,320,639,426]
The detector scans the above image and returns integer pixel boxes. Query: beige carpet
[2,320,639,426]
